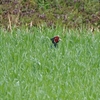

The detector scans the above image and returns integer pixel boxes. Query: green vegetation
[0,0,100,30]
[0,0,100,99]
[0,27,100,100]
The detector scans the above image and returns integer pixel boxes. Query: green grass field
[0,27,100,100]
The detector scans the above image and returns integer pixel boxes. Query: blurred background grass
[0,0,100,30]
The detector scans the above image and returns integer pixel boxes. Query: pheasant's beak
[59,38,62,41]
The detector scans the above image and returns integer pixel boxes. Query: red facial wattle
[50,36,61,47]
[54,36,59,43]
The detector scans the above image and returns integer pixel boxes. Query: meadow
[0,27,100,100]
